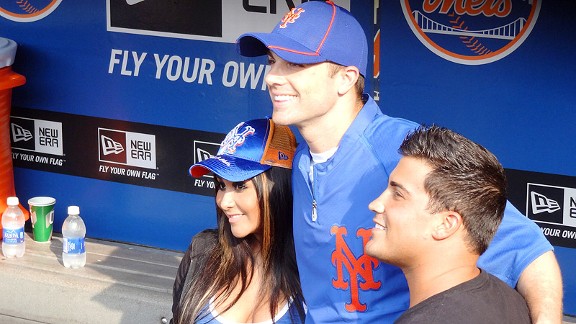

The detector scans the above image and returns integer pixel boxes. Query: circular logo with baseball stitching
[0,0,62,22]
[401,0,541,65]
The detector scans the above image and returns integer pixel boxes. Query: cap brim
[237,32,328,65]
[189,155,271,182]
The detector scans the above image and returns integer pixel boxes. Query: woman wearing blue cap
[172,118,305,324]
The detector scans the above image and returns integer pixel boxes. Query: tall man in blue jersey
[237,1,563,323]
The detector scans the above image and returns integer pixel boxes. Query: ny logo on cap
[218,124,255,155]
[280,8,305,28]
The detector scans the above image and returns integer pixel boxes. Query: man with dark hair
[365,125,530,323]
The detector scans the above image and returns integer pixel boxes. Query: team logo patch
[400,0,541,65]
[331,225,381,312]
[0,0,62,22]
[218,123,255,155]
[280,7,305,28]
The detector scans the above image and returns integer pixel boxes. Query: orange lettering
[279,8,305,28]
[422,0,511,17]
[331,225,381,312]
[423,0,455,14]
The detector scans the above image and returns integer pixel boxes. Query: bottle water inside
[2,196,26,258]
[62,205,86,268]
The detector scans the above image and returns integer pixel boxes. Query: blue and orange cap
[236,1,368,77]
[189,118,296,182]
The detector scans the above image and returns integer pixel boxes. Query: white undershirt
[309,147,338,183]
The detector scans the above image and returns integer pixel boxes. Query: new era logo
[98,128,156,169]
[10,117,64,156]
[11,123,33,142]
[100,135,125,155]
[526,183,576,228]
[531,191,561,214]
[194,140,220,178]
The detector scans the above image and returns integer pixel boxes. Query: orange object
[0,65,28,238]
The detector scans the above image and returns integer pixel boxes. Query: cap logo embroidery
[278,151,289,161]
[218,124,255,155]
[279,8,305,28]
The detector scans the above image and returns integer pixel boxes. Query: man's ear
[431,211,463,240]
[337,65,360,96]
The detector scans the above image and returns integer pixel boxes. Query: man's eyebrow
[390,180,409,194]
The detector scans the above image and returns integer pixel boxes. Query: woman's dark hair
[177,167,305,323]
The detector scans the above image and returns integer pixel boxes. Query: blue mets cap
[189,118,296,182]
[236,1,368,77]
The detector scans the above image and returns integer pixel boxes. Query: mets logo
[0,0,62,22]
[401,0,541,65]
[279,7,305,28]
[218,123,255,155]
[331,225,381,312]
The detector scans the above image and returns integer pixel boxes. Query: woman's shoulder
[192,228,218,243]
[188,229,218,254]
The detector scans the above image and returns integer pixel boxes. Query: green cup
[28,197,56,243]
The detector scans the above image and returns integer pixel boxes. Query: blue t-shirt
[292,95,553,323]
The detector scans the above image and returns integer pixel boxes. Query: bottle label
[3,227,25,244]
[63,237,85,254]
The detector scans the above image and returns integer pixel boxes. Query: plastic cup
[28,197,56,243]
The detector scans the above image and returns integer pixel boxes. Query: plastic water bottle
[62,206,86,268]
[2,197,26,258]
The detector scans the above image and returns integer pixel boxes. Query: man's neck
[403,260,481,307]
[298,98,363,153]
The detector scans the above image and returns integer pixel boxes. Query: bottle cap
[68,206,80,215]
[7,196,19,206]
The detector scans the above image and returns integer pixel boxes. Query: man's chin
[271,112,293,126]
[364,240,380,259]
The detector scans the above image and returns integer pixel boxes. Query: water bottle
[2,196,26,258]
[62,205,86,268]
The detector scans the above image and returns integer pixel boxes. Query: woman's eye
[215,181,226,191]
[234,182,248,190]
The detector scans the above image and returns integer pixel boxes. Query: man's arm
[516,250,563,324]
